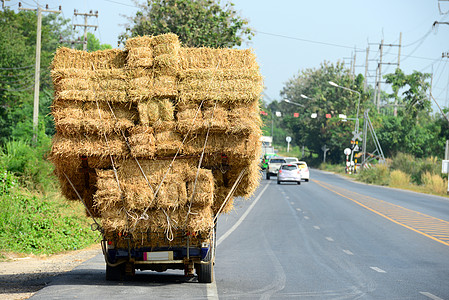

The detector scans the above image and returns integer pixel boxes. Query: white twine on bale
[133,61,222,240]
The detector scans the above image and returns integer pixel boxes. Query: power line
[103,0,139,8]
[0,65,34,70]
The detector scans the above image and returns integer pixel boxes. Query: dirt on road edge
[0,244,102,300]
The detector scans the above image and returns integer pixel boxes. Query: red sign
[294,113,299,118]
[260,110,268,116]
[325,114,331,119]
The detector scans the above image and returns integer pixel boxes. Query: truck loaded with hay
[50,33,263,283]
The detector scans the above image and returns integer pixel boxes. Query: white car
[277,163,301,185]
[295,161,309,182]
[284,157,299,164]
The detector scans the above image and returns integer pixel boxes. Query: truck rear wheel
[266,172,270,180]
[197,249,214,283]
[106,263,125,281]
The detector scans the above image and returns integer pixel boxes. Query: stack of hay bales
[50,33,262,247]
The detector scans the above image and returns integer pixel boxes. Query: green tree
[120,0,253,47]
[0,9,72,144]
[76,32,112,52]
[279,61,370,164]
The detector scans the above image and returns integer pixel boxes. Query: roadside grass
[0,139,100,258]
[319,153,448,197]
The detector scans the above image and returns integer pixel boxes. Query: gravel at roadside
[0,244,101,300]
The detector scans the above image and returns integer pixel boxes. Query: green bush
[358,164,390,185]
[389,170,411,187]
[0,188,99,254]
[0,138,55,191]
[390,153,441,185]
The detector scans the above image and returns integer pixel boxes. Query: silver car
[277,163,302,185]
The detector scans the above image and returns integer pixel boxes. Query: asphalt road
[31,169,449,299]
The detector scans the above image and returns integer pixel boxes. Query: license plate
[143,251,174,261]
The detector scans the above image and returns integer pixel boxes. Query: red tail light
[279,170,282,174]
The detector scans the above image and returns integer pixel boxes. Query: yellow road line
[312,179,449,247]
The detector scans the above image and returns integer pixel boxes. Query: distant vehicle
[266,157,286,179]
[294,161,309,182]
[261,153,278,170]
[277,163,301,185]
[284,157,299,164]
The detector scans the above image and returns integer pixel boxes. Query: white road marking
[370,267,386,273]
[304,216,310,220]
[313,226,320,230]
[217,183,269,246]
[325,237,334,242]
[286,196,290,199]
[207,282,219,300]
[420,292,444,300]
[211,183,270,299]
[296,208,302,211]
[290,201,294,205]
[342,249,354,255]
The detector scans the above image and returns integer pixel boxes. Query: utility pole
[73,10,98,51]
[393,32,402,117]
[364,46,369,92]
[59,36,84,49]
[376,39,384,112]
[18,2,61,144]
[2,0,10,9]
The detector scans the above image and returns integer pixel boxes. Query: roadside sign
[344,148,351,156]
[286,136,292,143]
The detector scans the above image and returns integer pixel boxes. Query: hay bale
[52,100,84,134]
[176,107,204,134]
[212,186,234,215]
[153,54,179,76]
[125,35,154,49]
[152,33,179,46]
[180,206,214,234]
[179,47,258,70]
[127,125,156,158]
[227,102,262,135]
[127,47,153,68]
[51,132,128,158]
[94,169,122,212]
[51,68,94,83]
[55,78,90,92]
[153,76,178,98]
[178,79,263,104]
[179,68,263,81]
[155,130,183,157]
[90,49,126,69]
[186,168,214,207]
[52,47,91,70]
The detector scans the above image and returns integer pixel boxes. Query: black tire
[106,263,125,281]
[305,179,309,182]
[197,226,215,283]
[277,180,281,184]
[297,181,301,185]
[266,172,270,180]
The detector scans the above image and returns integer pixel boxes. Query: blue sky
[9,0,449,109]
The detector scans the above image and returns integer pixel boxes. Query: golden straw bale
[137,101,150,125]
[179,68,262,81]
[51,68,94,83]
[56,90,94,102]
[52,47,91,70]
[180,206,214,234]
[152,33,179,46]
[153,174,187,209]
[228,158,262,198]
[147,101,160,123]
[95,90,128,102]
[82,102,115,135]
[125,35,154,49]
[51,132,128,158]
[52,100,84,134]
[153,76,178,98]
[179,47,258,70]
[212,186,234,215]
[100,206,129,234]
[186,168,214,207]
[227,102,262,135]
[153,42,180,57]
[126,67,153,79]
[94,69,127,80]
[155,130,183,156]
[90,49,126,69]
[91,79,127,91]
[158,98,175,121]
[202,105,229,132]
[121,178,154,210]
[94,169,122,212]
[118,158,194,179]
[127,47,154,68]
[153,54,179,76]
[55,78,90,92]
[127,125,156,158]
[176,108,204,134]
